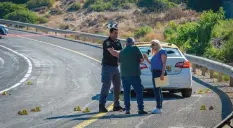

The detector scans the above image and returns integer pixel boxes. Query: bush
[164,8,225,56]
[83,0,137,11]
[59,23,69,30]
[134,26,153,38]
[137,0,177,13]
[0,2,27,18]
[37,16,48,24]
[4,10,38,23]
[68,2,81,11]
[27,0,55,9]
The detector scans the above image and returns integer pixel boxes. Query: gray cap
[126,37,135,44]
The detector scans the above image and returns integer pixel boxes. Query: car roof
[0,24,7,27]
[135,42,178,49]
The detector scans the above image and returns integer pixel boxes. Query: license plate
[166,66,171,71]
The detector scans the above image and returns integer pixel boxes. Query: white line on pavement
[0,45,33,93]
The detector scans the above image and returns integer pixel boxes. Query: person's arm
[143,54,150,64]
[107,41,122,58]
[135,46,144,63]
[160,50,167,80]
[107,48,120,57]
[118,52,121,65]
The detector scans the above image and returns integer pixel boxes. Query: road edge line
[0,45,32,93]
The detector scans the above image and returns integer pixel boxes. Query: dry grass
[42,1,199,42]
[140,32,165,42]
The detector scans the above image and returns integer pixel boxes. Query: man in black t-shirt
[99,27,124,113]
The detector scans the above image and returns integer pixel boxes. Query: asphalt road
[0,29,231,128]
[0,45,28,91]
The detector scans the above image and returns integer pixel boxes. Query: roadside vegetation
[0,0,232,64]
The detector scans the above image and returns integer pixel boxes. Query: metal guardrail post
[218,72,223,82]
[210,70,214,78]
[201,67,206,76]
[230,77,233,87]
[192,64,196,74]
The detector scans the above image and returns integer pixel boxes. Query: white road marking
[0,45,33,93]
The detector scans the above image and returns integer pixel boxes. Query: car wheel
[181,88,192,98]
[0,36,2,39]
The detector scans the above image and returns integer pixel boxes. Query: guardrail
[0,19,233,127]
[214,112,233,128]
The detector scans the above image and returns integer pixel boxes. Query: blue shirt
[151,49,167,70]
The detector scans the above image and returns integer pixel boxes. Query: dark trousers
[121,76,144,111]
[152,70,164,109]
[99,65,121,107]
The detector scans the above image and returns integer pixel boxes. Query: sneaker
[125,110,130,114]
[138,110,148,114]
[152,108,162,114]
[99,104,108,113]
[113,106,124,111]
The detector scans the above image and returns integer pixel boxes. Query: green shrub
[223,74,230,81]
[83,0,137,11]
[164,8,224,56]
[27,0,55,9]
[137,0,177,12]
[37,16,48,24]
[0,2,27,18]
[68,2,81,11]
[134,26,153,38]
[4,10,38,23]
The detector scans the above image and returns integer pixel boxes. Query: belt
[151,69,162,72]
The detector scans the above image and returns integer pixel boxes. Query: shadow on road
[91,91,184,102]
[47,112,99,120]
[71,113,149,121]
[193,76,233,119]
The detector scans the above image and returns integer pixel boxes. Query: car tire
[181,88,192,98]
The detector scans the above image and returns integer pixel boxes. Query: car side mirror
[147,49,151,55]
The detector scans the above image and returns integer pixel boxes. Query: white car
[111,42,192,98]
[0,24,8,38]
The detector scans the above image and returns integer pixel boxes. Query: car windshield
[138,46,182,58]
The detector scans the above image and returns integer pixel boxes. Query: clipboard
[154,76,169,88]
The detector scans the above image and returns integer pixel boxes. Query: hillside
[0,0,233,64]
[35,0,199,42]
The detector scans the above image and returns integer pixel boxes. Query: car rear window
[138,46,182,57]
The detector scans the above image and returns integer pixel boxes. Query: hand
[160,74,164,81]
[107,47,114,51]
[143,54,147,58]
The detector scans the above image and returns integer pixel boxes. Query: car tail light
[175,61,190,68]
[140,63,148,70]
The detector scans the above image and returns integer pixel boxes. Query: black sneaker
[113,106,124,111]
[125,110,130,114]
[99,104,108,113]
[138,110,148,114]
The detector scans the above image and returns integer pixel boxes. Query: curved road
[0,30,231,128]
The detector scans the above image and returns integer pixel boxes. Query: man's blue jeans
[121,76,144,111]
[152,70,164,109]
